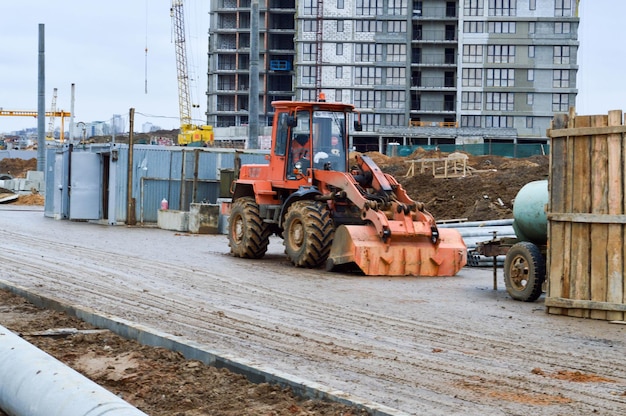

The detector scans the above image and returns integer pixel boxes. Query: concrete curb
[0,280,407,416]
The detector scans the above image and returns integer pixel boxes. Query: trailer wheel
[504,241,545,302]
[283,200,333,268]
[228,196,270,259]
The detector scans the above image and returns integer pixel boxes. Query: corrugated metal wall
[46,144,268,224]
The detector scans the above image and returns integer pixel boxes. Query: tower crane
[170,0,213,146]
[46,87,58,141]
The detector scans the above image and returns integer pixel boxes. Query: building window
[355,20,383,33]
[527,93,534,105]
[529,22,535,34]
[337,0,344,9]
[462,92,483,110]
[487,68,515,87]
[488,21,516,33]
[301,90,316,101]
[361,113,381,132]
[387,44,406,62]
[555,22,571,34]
[385,114,405,126]
[337,20,344,32]
[354,67,382,85]
[528,45,535,58]
[302,43,316,62]
[386,67,405,85]
[385,90,406,109]
[303,20,317,32]
[301,67,316,85]
[488,0,516,17]
[554,46,570,64]
[389,0,408,15]
[464,0,484,16]
[553,70,570,87]
[529,0,536,10]
[388,20,407,34]
[461,115,482,127]
[464,21,485,33]
[303,0,316,15]
[485,115,512,128]
[555,0,572,17]
[527,69,534,81]
[335,89,343,101]
[356,0,383,16]
[487,45,515,63]
[552,93,569,111]
[462,68,483,87]
[336,43,343,56]
[355,43,382,62]
[354,90,382,108]
[486,92,514,111]
[463,45,484,63]
[526,117,534,128]
[336,66,343,78]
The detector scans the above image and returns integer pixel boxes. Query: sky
[0,0,625,135]
[0,0,210,134]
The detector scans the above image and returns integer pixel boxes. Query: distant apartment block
[207,0,579,149]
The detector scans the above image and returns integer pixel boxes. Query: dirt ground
[0,151,553,415]
[0,289,367,416]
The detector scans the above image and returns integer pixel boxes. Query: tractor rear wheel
[283,200,334,268]
[504,241,545,302]
[228,196,270,259]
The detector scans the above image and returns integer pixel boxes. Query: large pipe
[0,324,148,416]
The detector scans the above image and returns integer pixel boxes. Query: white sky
[0,1,624,134]
[0,0,210,133]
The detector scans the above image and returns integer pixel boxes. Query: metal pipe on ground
[0,323,148,416]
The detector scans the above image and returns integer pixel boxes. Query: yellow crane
[0,109,71,142]
[170,0,213,146]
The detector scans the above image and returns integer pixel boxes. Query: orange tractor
[228,97,467,276]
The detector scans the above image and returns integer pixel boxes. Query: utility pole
[37,24,45,173]
[248,0,259,149]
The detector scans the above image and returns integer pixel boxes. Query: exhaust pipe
[0,324,148,416]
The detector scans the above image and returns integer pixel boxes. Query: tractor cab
[272,98,360,182]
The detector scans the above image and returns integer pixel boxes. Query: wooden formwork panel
[546,109,626,320]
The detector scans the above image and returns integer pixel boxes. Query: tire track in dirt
[2,229,625,415]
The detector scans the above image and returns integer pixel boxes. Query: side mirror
[354,120,362,132]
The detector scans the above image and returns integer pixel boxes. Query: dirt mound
[372,151,549,222]
[0,158,37,178]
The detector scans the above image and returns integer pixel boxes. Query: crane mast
[46,87,58,141]
[170,0,192,129]
[170,0,213,146]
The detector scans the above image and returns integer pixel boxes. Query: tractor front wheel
[228,196,270,259]
[283,200,334,268]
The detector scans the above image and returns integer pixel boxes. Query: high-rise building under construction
[207,0,579,150]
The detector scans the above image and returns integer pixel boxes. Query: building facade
[207,0,579,148]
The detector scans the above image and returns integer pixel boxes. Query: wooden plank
[545,297,626,312]
[590,114,609,320]
[569,115,592,318]
[606,110,625,321]
[548,213,626,223]
[547,115,568,315]
[548,124,626,138]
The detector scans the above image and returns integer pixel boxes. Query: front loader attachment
[327,224,467,276]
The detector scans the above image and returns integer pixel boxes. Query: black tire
[504,241,545,302]
[228,196,270,259]
[283,200,334,268]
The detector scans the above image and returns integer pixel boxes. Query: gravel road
[1,207,625,415]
